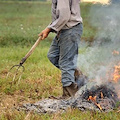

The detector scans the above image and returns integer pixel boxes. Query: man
[39,0,83,99]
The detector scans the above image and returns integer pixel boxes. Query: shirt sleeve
[47,0,71,32]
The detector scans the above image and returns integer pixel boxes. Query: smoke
[78,4,120,86]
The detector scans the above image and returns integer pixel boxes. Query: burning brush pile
[17,3,120,114]
[74,83,119,111]
[17,81,120,113]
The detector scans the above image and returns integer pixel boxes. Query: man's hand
[38,28,51,40]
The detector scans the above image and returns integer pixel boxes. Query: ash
[17,82,120,114]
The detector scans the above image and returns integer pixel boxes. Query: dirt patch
[0,93,34,114]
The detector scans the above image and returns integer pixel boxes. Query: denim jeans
[47,23,83,87]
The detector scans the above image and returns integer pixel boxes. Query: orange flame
[88,96,102,110]
[112,50,119,55]
[101,92,104,99]
[113,65,120,83]
[96,103,102,110]
[88,96,97,102]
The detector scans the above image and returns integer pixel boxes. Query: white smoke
[78,4,120,86]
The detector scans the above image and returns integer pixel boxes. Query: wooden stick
[20,37,42,65]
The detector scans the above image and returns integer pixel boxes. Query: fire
[96,104,102,110]
[111,50,120,83]
[88,95,102,110]
[113,65,120,83]
[101,92,104,99]
[88,95,97,101]
[112,50,119,55]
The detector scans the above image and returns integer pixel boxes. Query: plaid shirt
[47,0,82,32]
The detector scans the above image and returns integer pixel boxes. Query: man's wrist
[46,28,51,33]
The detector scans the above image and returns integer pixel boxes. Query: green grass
[0,1,96,46]
[0,1,120,120]
[0,1,54,46]
[0,108,120,120]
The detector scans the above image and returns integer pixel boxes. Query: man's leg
[47,36,60,68]
[59,35,78,87]
[58,24,83,96]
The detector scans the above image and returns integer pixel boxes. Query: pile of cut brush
[17,82,120,114]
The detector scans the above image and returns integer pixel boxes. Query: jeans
[47,23,83,87]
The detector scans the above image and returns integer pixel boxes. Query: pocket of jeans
[73,25,83,38]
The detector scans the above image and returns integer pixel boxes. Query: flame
[112,50,119,55]
[88,95,97,101]
[101,92,104,99]
[88,96,102,110]
[111,50,120,82]
[96,103,102,110]
[113,65,120,83]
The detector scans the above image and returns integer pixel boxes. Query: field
[0,1,120,120]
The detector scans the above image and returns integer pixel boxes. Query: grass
[0,1,53,46]
[0,1,96,46]
[0,1,120,120]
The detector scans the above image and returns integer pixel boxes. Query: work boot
[63,83,78,97]
[49,83,78,100]
[74,68,88,89]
